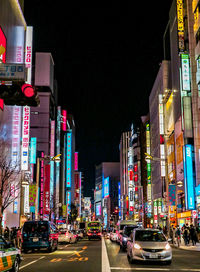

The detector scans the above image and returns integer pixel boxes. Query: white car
[58,229,77,244]
[110,230,118,242]
[127,228,172,264]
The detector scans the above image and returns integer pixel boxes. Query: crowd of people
[169,224,199,247]
[3,226,22,248]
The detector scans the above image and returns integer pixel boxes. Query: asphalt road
[19,238,101,272]
[105,238,200,272]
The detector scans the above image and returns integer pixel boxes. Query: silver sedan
[127,228,172,264]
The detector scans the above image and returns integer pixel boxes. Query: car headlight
[165,243,171,250]
[133,243,141,250]
[123,237,127,241]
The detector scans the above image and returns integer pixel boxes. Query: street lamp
[35,154,61,221]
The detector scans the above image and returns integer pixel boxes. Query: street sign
[0,63,26,81]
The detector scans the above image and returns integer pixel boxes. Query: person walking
[175,225,181,247]
[17,227,22,249]
[183,225,189,245]
[190,225,198,246]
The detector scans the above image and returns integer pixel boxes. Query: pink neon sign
[74,152,78,171]
[61,110,67,131]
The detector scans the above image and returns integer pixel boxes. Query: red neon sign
[0,27,6,63]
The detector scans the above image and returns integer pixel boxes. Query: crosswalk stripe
[110,268,200,271]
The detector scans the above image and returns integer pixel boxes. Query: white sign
[25,26,33,84]
[11,106,21,169]
[24,184,30,214]
[21,106,30,170]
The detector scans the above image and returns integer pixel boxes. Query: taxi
[0,236,21,272]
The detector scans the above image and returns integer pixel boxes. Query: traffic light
[0,81,39,106]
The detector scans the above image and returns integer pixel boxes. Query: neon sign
[66,131,72,188]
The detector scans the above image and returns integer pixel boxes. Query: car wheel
[127,251,135,264]
[48,246,52,253]
[11,257,19,272]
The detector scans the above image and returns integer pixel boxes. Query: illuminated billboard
[29,137,37,164]
[103,177,109,198]
[62,110,67,131]
[66,131,72,188]
[0,26,6,63]
[74,152,78,171]
[96,202,101,216]
[176,0,184,52]
[11,106,21,168]
[184,145,195,210]
[66,191,71,216]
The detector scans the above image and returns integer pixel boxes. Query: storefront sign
[184,145,195,210]
[29,137,37,164]
[0,26,6,63]
[21,106,30,170]
[11,106,21,168]
[66,131,72,188]
[25,26,33,84]
[44,164,50,214]
[177,0,185,51]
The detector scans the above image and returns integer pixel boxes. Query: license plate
[149,253,158,259]
[33,238,39,242]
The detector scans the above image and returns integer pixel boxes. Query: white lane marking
[110,268,200,271]
[19,256,45,270]
[102,237,110,272]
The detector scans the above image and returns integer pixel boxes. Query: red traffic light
[21,84,35,98]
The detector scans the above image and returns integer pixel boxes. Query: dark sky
[24,0,173,197]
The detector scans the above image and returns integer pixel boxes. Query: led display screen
[104,177,109,198]
[184,145,195,210]
[96,202,101,216]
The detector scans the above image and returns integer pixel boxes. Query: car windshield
[135,230,166,242]
[124,226,137,236]
[23,222,48,236]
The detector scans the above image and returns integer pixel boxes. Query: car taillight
[88,232,92,236]
[73,235,76,238]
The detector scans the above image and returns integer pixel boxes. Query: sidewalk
[172,239,200,251]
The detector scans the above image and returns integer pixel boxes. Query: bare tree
[0,154,20,233]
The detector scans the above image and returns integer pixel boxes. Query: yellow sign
[177,211,192,219]
[176,0,184,51]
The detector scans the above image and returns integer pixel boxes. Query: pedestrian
[183,225,189,245]
[17,227,21,249]
[10,227,17,247]
[190,225,198,246]
[175,225,181,247]
[4,226,10,242]
[172,226,176,245]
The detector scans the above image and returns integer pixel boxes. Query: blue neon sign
[104,177,109,198]
[29,137,37,164]
[184,145,195,210]
[118,182,121,218]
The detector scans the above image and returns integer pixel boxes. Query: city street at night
[18,237,200,272]
[1,1,200,272]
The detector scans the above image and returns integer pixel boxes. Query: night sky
[24,0,173,197]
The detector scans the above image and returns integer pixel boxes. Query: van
[22,221,58,253]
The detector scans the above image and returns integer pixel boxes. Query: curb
[171,244,200,252]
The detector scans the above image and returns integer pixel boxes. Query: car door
[0,237,15,272]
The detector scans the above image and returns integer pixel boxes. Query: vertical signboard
[118,182,121,218]
[181,54,191,92]
[24,185,30,214]
[55,106,61,216]
[61,110,67,131]
[66,191,71,216]
[146,123,152,214]
[159,95,165,177]
[44,164,50,215]
[153,200,158,225]
[40,152,44,216]
[50,120,55,208]
[176,0,184,52]
[74,152,78,171]
[21,106,30,170]
[11,106,21,168]
[29,137,37,164]
[0,26,6,63]
[184,145,195,210]
[25,26,33,84]
[104,177,109,198]
[66,131,72,188]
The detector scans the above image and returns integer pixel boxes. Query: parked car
[58,229,77,244]
[119,225,138,251]
[87,228,101,240]
[22,221,58,253]
[118,220,138,244]
[0,235,21,272]
[110,229,118,242]
[76,230,84,240]
[127,228,172,264]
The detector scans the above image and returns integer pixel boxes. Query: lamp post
[35,154,61,221]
